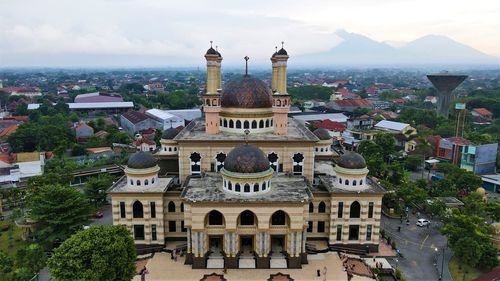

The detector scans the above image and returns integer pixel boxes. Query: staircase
[206,246,224,269]
[238,245,256,268]
[270,244,287,268]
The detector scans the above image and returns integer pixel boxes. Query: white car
[416,219,430,227]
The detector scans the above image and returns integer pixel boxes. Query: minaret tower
[271,42,290,135]
[203,41,223,135]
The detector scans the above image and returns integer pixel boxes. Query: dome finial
[244,56,249,76]
[275,46,278,53]
[281,41,284,48]
[244,129,250,144]
[210,40,213,48]
[215,45,218,51]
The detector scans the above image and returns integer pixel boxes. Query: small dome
[162,128,178,139]
[127,151,157,169]
[223,144,270,173]
[313,128,331,140]
[206,47,217,55]
[277,48,288,55]
[221,75,273,108]
[337,152,366,169]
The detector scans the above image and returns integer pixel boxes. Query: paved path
[382,212,448,281]
[436,247,453,281]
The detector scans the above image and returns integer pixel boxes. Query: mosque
[108,44,385,269]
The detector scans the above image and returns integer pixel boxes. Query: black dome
[313,128,331,140]
[221,75,273,108]
[224,144,270,173]
[337,152,367,169]
[206,47,217,55]
[127,151,157,169]
[277,48,288,55]
[162,128,178,139]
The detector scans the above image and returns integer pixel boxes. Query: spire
[244,56,249,76]
[210,40,213,48]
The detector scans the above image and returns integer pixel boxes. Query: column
[185,228,193,264]
[224,232,238,268]
[255,231,270,269]
[301,227,308,264]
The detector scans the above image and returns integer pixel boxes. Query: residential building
[120,111,156,136]
[75,123,94,142]
[328,99,373,112]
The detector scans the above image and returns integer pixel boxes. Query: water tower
[426,73,468,117]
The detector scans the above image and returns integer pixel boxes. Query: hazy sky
[1,0,499,67]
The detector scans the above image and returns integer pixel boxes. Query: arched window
[353,180,357,186]
[215,152,226,172]
[244,120,249,129]
[318,201,326,213]
[251,120,257,129]
[206,99,211,106]
[262,182,266,190]
[309,202,314,213]
[265,119,270,127]
[229,119,234,128]
[152,177,155,184]
[144,179,149,186]
[207,210,224,225]
[270,119,273,126]
[360,179,363,185]
[180,203,184,212]
[236,120,241,129]
[350,201,361,218]
[130,179,134,185]
[213,99,217,106]
[235,183,241,192]
[253,183,259,192]
[268,152,279,172]
[259,120,264,128]
[244,184,250,193]
[223,119,228,127]
[190,152,201,175]
[168,201,176,212]
[292,153,304,175]
[219,119,222,126]
[271,210,287,225]
[239,210,256,226]
[133,201,144,218]
[228,181,232,190]
[339,178,342,184]
[345,179,349,185]
[136,180,141,186]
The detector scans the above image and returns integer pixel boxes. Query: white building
[145,109,185,130]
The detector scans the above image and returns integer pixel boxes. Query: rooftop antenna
[426,73,468,117]
[244,129,250,144]
[244,56,249,75]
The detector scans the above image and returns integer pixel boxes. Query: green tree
[15,244,47,274]
[84,175,113,207]
[27,185,91,244]
[427,199,447,219]
[0,250,13,275]
[374,133,396,162]
[10,267,35,281]
[404,155,422,171]
[48,225,136,281]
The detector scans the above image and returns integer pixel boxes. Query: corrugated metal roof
[374,120,409,131]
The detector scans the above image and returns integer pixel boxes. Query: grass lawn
[449,255,489,281]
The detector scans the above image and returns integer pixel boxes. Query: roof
[86,147,112,154]
[108,176,173,193]
[75,123,93,130]
[74,92,123,103]
[28,102,134,110]
[292,113,348,123]
[314,119,346,131]
[443,137,471,146]
[471,268,500,281]
[0,125,18,139]
[127,151,157,169]
[473,108,493,116]
[122,111,149,125]
[333,99,372,107]
[221,75,273,108]
[375,120,410,132]
[223,144,270,173]
[317,175,385,194]
[165,109,202,121]
[146,109,177,121]
[336,151,367,169]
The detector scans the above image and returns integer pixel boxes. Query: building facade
[108,45,384,269]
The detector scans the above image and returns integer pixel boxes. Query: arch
[228,181,232,190]
[230,119,235,128]
[236,120,241,129]
[259,120,264,128]
[244,183,250,193]
[262,181,267,190]
[309,202,314,213]
[168,201,176,212]
[253,183,259,192]
[318,201,326,213]
[133,201,144,218]
[353,180,357,186]
[243,120,249,129]
[270,210,289,226]
[345,179,349,185]
[180,203,184,212]
[251,120,257,129]
[235,183,241,192]
[360,179,363,185]
[212,99,217,106]
[339,178,342,184]
[130,179,134,185]
[238,210,257,226]
[152,177,155,184]
[265,119,270,127]
[144,179,149,186]
[136,180,141,186]
[206,210,224,225]
[206,99,211,106]
[223,119,228,128]
[350,201,361,218]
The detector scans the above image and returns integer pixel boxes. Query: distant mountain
[294,30,500,66]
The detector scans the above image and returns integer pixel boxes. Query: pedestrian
[173,250,177,262]
[140,266,149,281]
[170,250,174,260]
[323,266,327,281]
[317,269,321,277]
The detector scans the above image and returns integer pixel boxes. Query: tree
[11,267,36,281]
[48,225,136,281]
[0,250,13,275]
[27,185,91,244]
[427,199,447,219]
[84,175,113,207]
[404,155,422,171]
[374,133,396,162]
[16,244,47,274]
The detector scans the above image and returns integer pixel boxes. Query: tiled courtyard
[133,252,375,281]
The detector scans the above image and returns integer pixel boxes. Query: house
[291,113,349,126]
[374,120,417,152]
[314,119,346,138]
[86,147,113,155]
[471,108,493,125]
[0,125,18,140]
[460,142,498,175]
[328,99,373,112]
[95,130,109,139]
[424,96,437,104]
[120,111,156,136]
[133,135,157,152]
[330,88,360,101]
[347,115,373,130]
[367,110,398,121]
[144,82,164,92]
[28,102,134,113]
[0,87,42,98]
[75,123,94,142]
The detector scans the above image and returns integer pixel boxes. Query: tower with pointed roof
[272,43,290,135]
[203,41,223,135]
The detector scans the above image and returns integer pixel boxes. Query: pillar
[224,232,238,268]
[192,231,206,268]
[185,228,193,264]
[255,232,270,268]
[301,227,308,264]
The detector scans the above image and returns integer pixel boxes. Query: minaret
[203,41,222,135]
[272,42,290,135]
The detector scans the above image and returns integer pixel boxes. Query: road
[382,211,450,281]
[89,204,113,226]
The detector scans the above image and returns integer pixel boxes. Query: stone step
[207,258,224,269]
[238,258,256,269]
[270,258,287,268]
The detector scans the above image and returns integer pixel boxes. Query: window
[150,202,156,218]
[190,152,202,175]
[262,182,266,190]
[239,210,256,226]
[317,221,325,233]
[366,225,372,241]
[151,224,157,241]
[252,120,257,129]
[353,180,356,186]
[244,120,249,129]
[134,225,145,240]
[168,201,175,212]
[265,119,269,127]
[307,221,313,232]
[318,201,326,213]
[348,225,360,240]
[336,225,342,241]
[229,119,234,128]
[271,210,287,225]
[350,201,361,218]
[244,184,250,193]
[152,177,155,184]
[360,179,363,185]
[144,179,149,186]
[235,184,241,192]
[345,179,349,185]
[208,210,224,225]
[130,179,134,185]
[120,202,126,218]
[228,182,232,190]
[136,180,141,186]
[259,120,264,128]
[215,152,226,172]
[133,201,144,218]
[338,202,344,218]
[235,120,241,128]
[292,153,304,175]
[253,183,259,192]
[181,221,187,232]
[309,202,314,213]
[368,202,374,218]
[180,203,184,212]
[339,178,342,184]
[169,221,177,232]
[223,119,227,127]
[268,152,279,172]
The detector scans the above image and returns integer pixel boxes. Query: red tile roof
[473,108,493,116]
[444,137,471,146]
[314,119,346,131]
[333,99,372,107]
[0,125,18,139]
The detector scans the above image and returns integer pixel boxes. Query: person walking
[322,266,327,281]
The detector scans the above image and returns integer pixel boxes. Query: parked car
[416,218,430,227]
[95,211,104,218]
